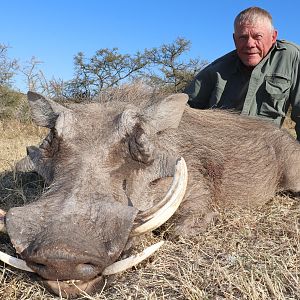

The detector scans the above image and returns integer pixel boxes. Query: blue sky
[2,0,300,92]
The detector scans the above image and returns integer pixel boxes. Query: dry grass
[0,119,299,300]
[282,107,296,138]
[0,120,47,172]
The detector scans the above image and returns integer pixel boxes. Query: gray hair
[234,7,274,32]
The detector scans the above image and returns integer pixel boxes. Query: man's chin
[43,276,105,298]
[241,56,262,68]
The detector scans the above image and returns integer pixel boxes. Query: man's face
[233,19,278,67]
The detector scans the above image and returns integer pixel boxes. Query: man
[185,7,300,140]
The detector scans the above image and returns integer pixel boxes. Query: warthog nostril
[75,263,97,277]
[26,259,100,281]
[20,241,104,280]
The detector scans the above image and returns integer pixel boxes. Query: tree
[0,44,18,86]
[65,48,148,99]
[65,37,207,100]
[0,44,22,119]
[20,56,44,92]
[144,37,207,93]
[20,56,67,100]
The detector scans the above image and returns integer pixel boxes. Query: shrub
[0,86,30,122]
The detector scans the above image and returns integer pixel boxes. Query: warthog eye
[122,179,134,207]
[122,179,127,191]
[149,178,161,186]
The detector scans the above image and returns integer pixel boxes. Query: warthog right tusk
[0,250,34,272]
[131,157,188,236]
[0,209,34,272]
[102,240,164,276]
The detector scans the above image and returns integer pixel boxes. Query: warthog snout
[21,241,103,281]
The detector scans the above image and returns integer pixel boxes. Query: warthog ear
[27,92,67,128]
[15,155,35,173]
[144,93,188,133]
[25,145,54,183]
[16,130,58,183]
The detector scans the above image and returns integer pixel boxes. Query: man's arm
[289,51,300,141]
[291,105,300,142]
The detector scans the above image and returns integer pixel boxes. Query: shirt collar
[275,40,287,51]
[234,55,251,75]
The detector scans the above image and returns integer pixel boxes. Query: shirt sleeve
[184,65,215,109]
[289,51,300,141]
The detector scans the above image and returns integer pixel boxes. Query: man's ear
[233,33,237,48]
[272,29,278,44]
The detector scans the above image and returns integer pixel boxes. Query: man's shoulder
[210,50,238,67]
[205,50,238,72]
[277,40,300,54]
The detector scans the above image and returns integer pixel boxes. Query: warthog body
[3,87,300,297]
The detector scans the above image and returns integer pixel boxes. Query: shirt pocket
[259,75,291,118]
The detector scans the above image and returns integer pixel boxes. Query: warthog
[1,88,300,298]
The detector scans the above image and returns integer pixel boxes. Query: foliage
[65,48,148,100]
[0,37,207,108]
[0,44,18,86]
[63,38,206,100]
[144,37,208,93]
[0,45,31,122]
[20,57,67,100]
[0,86,30,121]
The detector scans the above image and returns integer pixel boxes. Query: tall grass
[0,119,46,172]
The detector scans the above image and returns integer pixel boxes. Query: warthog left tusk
[131,157,188,236]
[102,240,164,276]
[0,250,35,272]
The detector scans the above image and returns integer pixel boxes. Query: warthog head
[1,91,189,297]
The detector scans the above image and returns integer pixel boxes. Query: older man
[185,7,300,140]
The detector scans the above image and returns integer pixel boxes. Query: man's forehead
[235,19,271,33]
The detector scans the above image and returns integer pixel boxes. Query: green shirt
[185,40,300,140]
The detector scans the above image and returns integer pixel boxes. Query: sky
[2,0,300,92]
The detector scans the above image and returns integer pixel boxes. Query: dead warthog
[0,87,300,298]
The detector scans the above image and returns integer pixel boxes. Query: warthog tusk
[102,240,164,276]
[0,209,34,272]
[0,250,35,272]
[0,242,164,278]
[131,157,188,236]
[0,209,6,233]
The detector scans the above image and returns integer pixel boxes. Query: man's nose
[246,36,256,47]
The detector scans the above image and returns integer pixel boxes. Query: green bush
[0,86,30,122]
